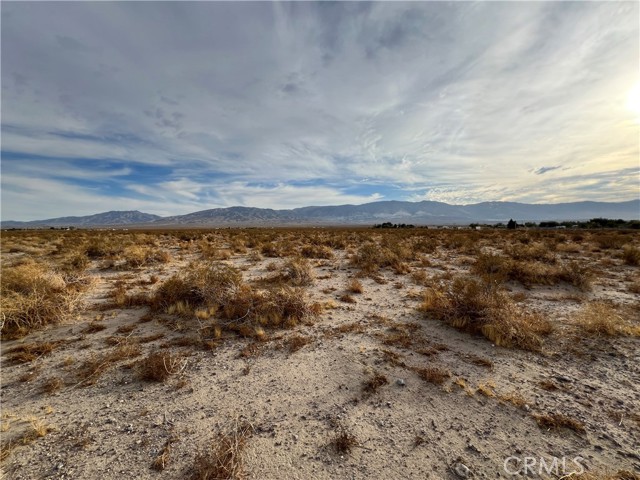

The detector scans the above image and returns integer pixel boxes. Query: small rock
[396,379,406,387]
[453,462,470,478]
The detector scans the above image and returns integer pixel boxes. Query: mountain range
[2,199,639,228]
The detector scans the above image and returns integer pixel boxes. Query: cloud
[1,1,638,220]
[533,166,561,175]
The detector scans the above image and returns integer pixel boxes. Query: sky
[1,1,639,221]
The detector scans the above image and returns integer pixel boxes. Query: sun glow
[627,82,640,122]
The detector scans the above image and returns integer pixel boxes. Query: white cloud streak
[1,2,638,220]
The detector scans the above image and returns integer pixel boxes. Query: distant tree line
[470,218,640,229]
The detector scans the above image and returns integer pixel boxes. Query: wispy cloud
[1,2,638,220]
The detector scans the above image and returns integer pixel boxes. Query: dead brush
[412,366,451,385]
[330,424,358,455]
[41,376,64,395]
[350,241,411,276]
[574,301,639,337]
[346,278,363,293]
[419,277,552,351]
[284,334,310,353]
[362,372,389,396]
[532,412,585,434]
[136,351,187,382]
[191,417,254,480]
[4,340,64,364]
[622,245,640,266]
[300,244,334,259]
[1,261,85,338]
[76,343,142,386]
[279,257,315,286]
[151,263,243,314]
[152,432,178,471]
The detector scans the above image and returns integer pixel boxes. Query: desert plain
[1,227,639,479]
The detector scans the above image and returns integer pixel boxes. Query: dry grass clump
[498,391,528,408]
[122,245,171,268]
[574,302,639,337]
[41,376,64,395]
[85,236,122,259]
[532,412,585,434]
[280,257,315,286]
[300,244,334,259]
[152,433,178,471]
[330,425,358,454]
[1,261,85,338]
[622,245,640,266]
[0,418,54,462]
[76,344,142,386]
[362,372,389,396]
[191,418,253,480]
[413,366,451,385]
[420,277,552,351]
[152,263,243,314]
[346,278,363,293]
[284,334,311,353]
[4,340,63,363]
[594,234,626,250]
[136,351,186,382]
[350,241,411,275]
[505,243,556,263]
[106,282,150,308]
[473,253,592,290]
[152,263,319,334]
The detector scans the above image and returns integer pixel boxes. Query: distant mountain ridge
[1,210,161,228]
[2,200,639,228]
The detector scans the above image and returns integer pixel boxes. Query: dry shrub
[260,242,282,258]
[61,252,90,272]
[532,413,585,434]
[413,237,438,254]
[505,243,556,263]
[498,391,527,408]
[575,302,639,337]
[76,344,142,386]
[331,425,357,454]
[152,263,243,314]
[362,372,388,395]
[5,341,63,363]
[152,263,318,333]
[191,418,253,480]
[300,244,334,259]
[622,245,640,266]
[339,294,356,303]
[122,245,171,268]
[413,366,450,385]
[1,261,84,338]
[280,257,315,286]
[107,282,149,308]
[41,376,64,395]
[136,351,185,382]
[152,434,178,471]
[346,278,363,293]
[351,241,411,275]
[473,254,592,290]
[85,237,122,259]
[285,334,310,353]
[594,234,626,250]
[420,277,552,351]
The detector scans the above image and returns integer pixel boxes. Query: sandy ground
[1,234,639,479]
